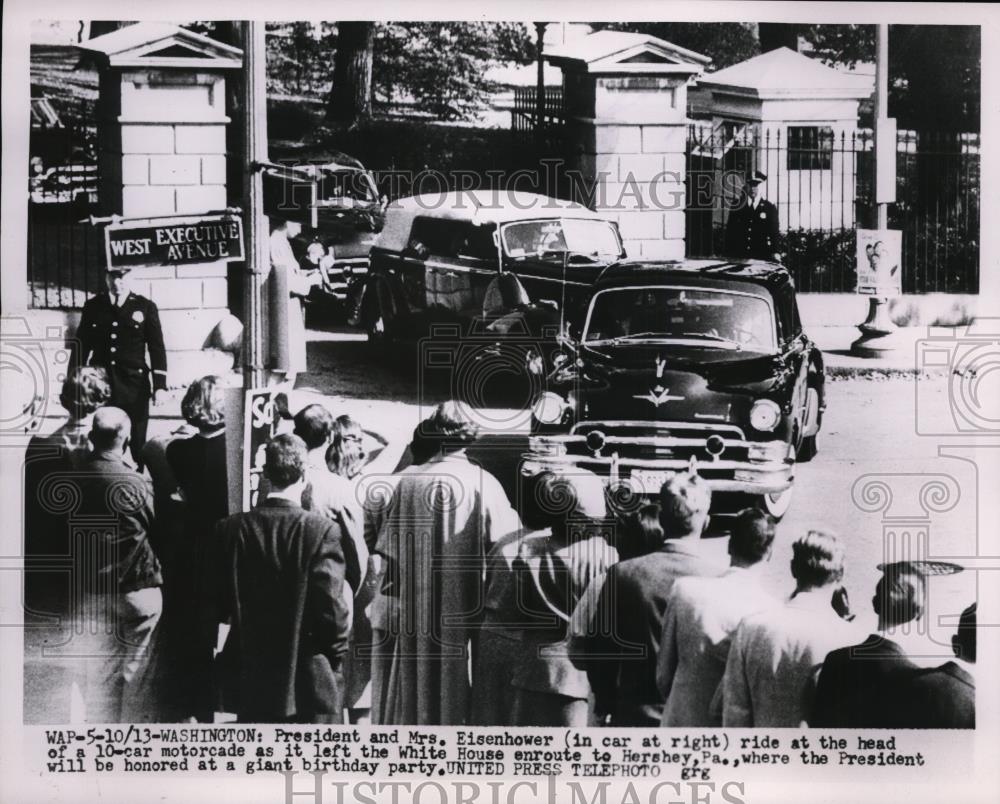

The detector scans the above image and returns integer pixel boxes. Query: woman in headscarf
[370,401,522,725]
[510,471,618,726]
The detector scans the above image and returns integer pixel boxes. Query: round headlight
[749,399,782,432]
[532,392,566,425]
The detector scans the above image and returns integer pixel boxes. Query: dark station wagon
[357,190,626,343]
[522,259,826,519]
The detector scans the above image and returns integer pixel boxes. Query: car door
[774,285,812,447]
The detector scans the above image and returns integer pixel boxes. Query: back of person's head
[89,406,131,452]
[424,401,479,453]
[264,433,307,489]
[294,403,335,451]
[873,563,927,629]
[180,375,225,431]
[527,470,606,536]
[790,529,845,590]
[729,508,776,566]
[659,472,711,537]
[953,602,976,663]
[60,367,110,420]
[618,503,665,558]
[327,414,366,479]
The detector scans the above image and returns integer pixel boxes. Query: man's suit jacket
[657,567,776,726]
[724,198,781,261]
[583,540,721,726]
[215,497,351,722]
[71,452,162,595]
[720,595,861,727]
[812,635,975,729]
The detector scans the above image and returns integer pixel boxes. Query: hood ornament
[634,385,684,407]
[634,355,683,407]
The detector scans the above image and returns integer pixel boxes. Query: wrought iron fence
[685,124,980,294]
[27,201,107,310]
[511,86,565,156]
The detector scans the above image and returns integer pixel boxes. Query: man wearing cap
[724,171,781,262]
[76,266,167,468]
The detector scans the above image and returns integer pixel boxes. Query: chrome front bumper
[521,422,795,495]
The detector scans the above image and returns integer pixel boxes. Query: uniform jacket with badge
[76,292,167,402]
[724,197,781,261]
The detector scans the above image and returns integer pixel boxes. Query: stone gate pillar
[548,32,709,260]
[84,24,243,384]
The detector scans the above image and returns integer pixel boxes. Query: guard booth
[694,47,873,235]
[82,23,243,386]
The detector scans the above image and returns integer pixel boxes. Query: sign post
[851,24,902,359]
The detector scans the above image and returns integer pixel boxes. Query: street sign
[104,214,244,270]
[875,117,897,205]
[855,228,902,297]
[241,386,278,511]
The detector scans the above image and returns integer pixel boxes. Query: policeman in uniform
[724,171,782,262]
[76,265,167,468]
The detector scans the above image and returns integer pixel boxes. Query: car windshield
[314,169,379,204]
[584,286,777,351]
[500,219,622,263]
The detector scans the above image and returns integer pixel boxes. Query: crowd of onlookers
[24,367,976,727]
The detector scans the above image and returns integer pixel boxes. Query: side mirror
[405,239,429,260]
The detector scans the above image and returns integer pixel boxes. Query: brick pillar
[96,68,237,385]
[564,72,694,261]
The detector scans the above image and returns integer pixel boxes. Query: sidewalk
[809,325,934,378]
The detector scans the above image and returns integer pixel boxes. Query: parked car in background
[276,153,386,319]
[522,259,826,519]
[358,190,626,344]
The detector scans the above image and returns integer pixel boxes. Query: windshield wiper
[679,332,743,350]
[611,331,674,341]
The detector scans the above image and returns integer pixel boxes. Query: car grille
[569,420,749,474]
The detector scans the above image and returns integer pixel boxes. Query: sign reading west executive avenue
[104,215,245,269]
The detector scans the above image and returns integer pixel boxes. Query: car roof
[377,190,610,252]
[594,259,793,294]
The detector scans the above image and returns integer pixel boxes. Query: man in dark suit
[724,171,781,262]
[76,266,167,468]
[214,433,351,723]
[70,407,163,722]
[812,564,975,728]
[580,472,721,726]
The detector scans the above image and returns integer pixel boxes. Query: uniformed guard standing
[724,171,782,262]
[75,265,167,468]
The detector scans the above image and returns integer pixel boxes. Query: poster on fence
[855,228,902,296]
